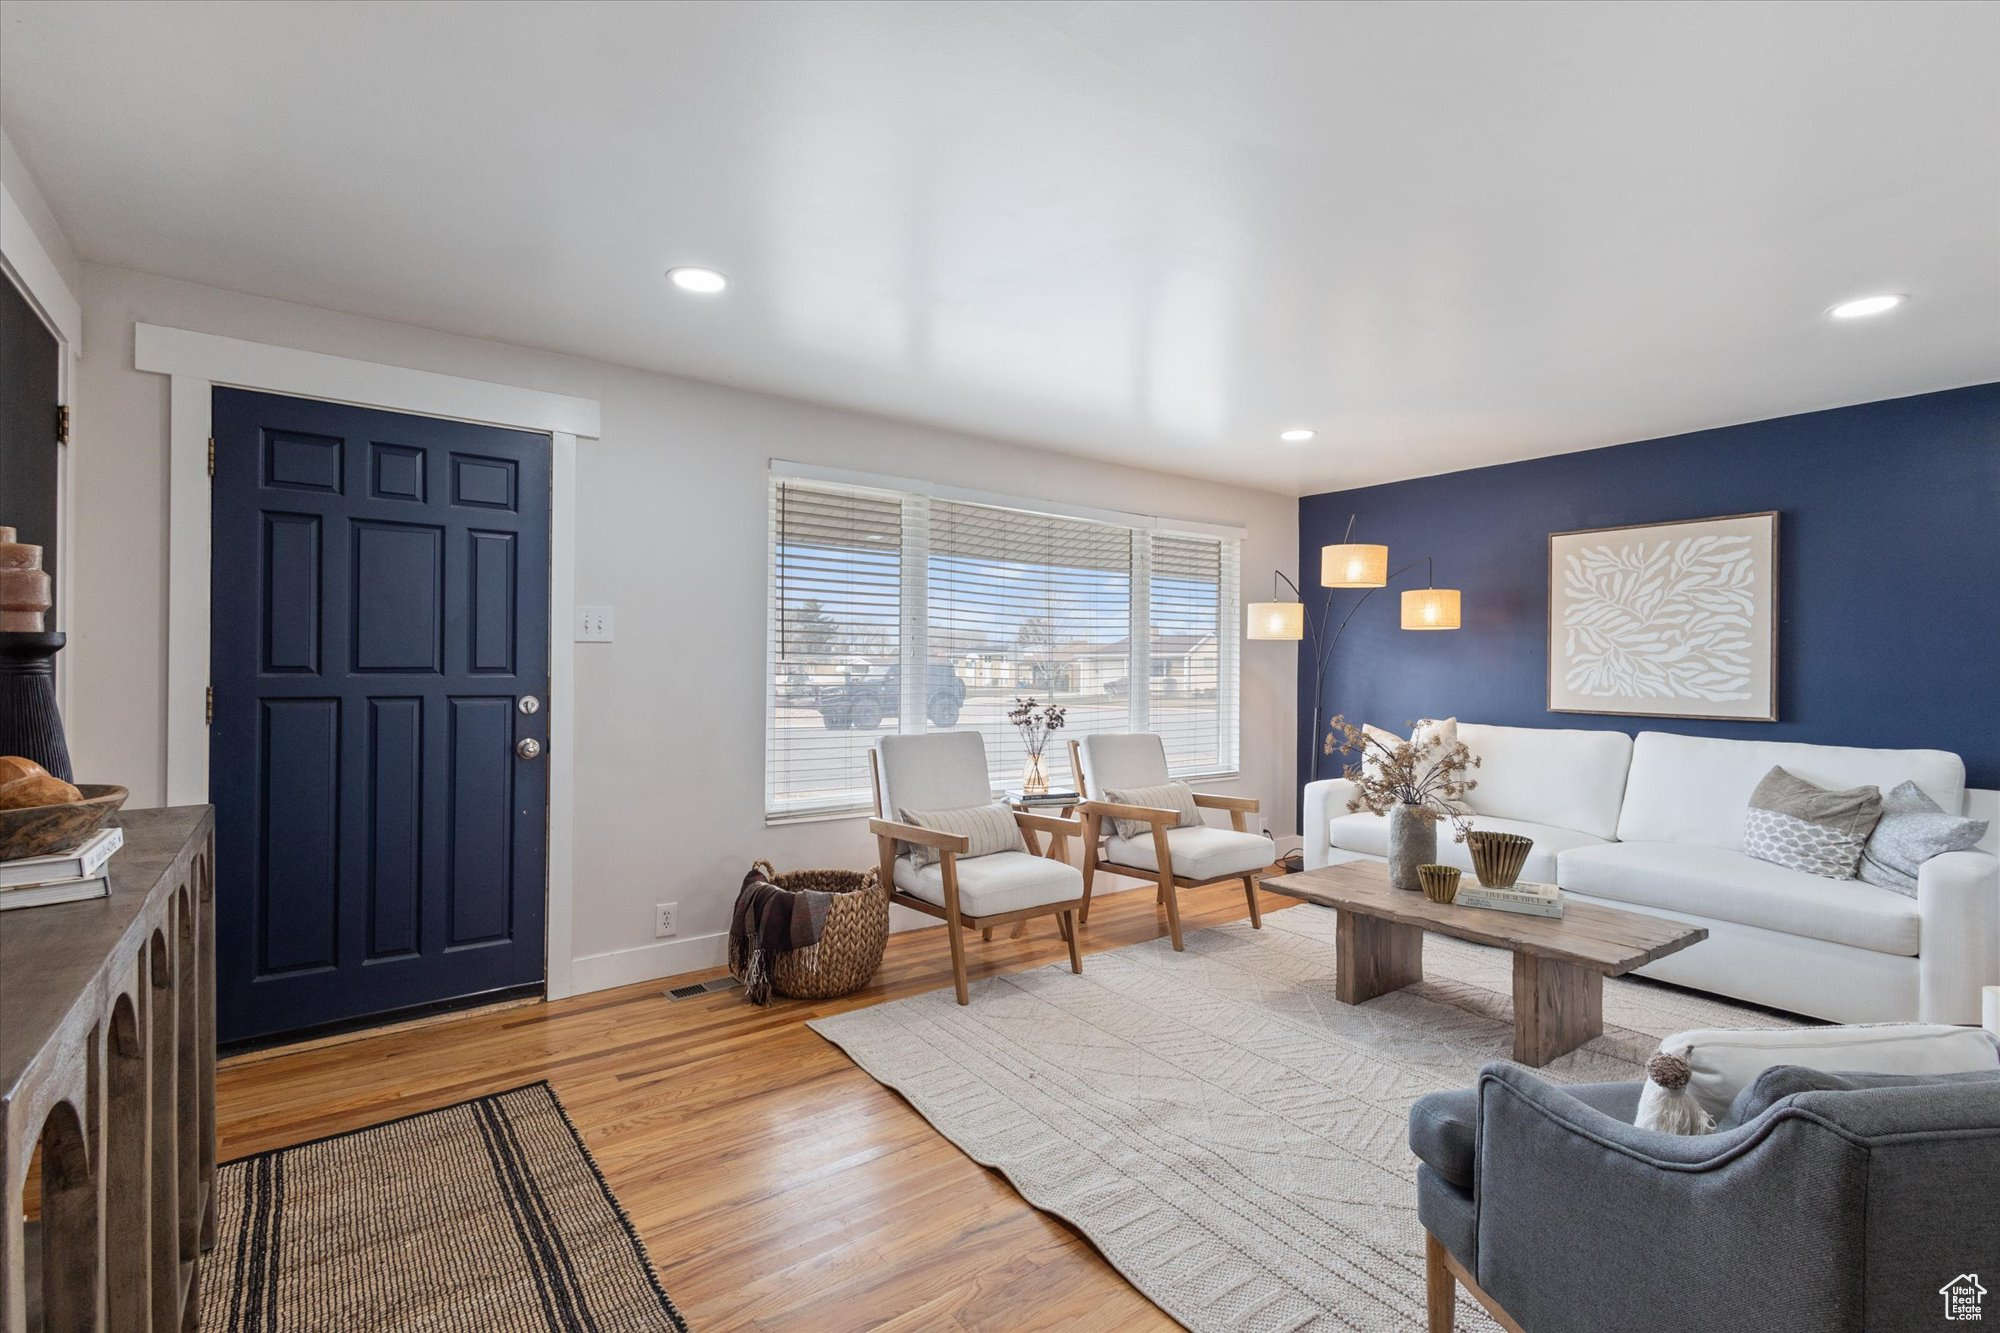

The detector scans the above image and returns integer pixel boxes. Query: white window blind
[766,474,1241,821]
[768,482,903,818]
[1148,534,1239,775]
[930,499,1133,793]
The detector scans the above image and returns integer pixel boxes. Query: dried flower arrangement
[1324,714,1480,839]
[1008,697,1067,758]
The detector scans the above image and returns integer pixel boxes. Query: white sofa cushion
[1456,723,1634,841]
[1652,1023,2000,1119]
[1618,732,1965,852]
[1104,825,1272,880]
[893,850,1082,917]
[1557,841,1921,956]
[1329,812,1608,884]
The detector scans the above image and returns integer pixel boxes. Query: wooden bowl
[0,784,128,861]
[1468,831,1534,888]
[1417,864,1462,904]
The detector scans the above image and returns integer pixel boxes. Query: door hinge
[205,686,214,726]
[56,404,70,445]
[207,437,216,478]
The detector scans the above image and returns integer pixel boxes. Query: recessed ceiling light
[1827,294,1904,320]
[1279,428,1317,442]
[667,266,728,294]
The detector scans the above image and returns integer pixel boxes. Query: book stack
[0,825,122,911]
[1456,879,1564,918]
[1005,790,1080,806]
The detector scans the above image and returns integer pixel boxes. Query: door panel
[212,388,550,1044]
[258,697,340,975]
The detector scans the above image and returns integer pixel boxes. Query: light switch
[575,605,614,642]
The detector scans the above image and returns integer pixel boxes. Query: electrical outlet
[575,605,614,642]
[654,901,678,938]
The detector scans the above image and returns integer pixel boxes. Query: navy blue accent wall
[1297,384,2000,801]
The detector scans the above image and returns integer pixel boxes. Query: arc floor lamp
[1246,516,1462,782]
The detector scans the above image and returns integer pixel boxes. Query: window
[767,471,1240,821]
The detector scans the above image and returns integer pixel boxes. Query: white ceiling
[3,1,1995,495]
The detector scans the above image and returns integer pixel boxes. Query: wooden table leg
[1334,910,1424,1004]
[1512,952,1604,1066]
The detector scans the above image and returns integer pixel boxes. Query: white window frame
[765,461,1244,823]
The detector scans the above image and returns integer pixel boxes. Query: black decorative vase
[0,630,72,780]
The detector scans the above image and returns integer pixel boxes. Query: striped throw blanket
[727,866,832,1004]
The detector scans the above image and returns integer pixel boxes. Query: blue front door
[209,388,550,1044]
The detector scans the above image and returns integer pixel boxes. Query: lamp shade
[1401,587,1461,630]
[1321,543,1389,588]
[1246,601,1305,640]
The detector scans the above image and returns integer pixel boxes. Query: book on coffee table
[1458,881,1564,917]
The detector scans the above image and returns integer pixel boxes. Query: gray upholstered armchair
[1410,1063,2000,1332]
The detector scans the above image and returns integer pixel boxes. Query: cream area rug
[810,906,1789,1332]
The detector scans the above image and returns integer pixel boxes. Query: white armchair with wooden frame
[1071,733,1269,951]
[868,731,1087,1004]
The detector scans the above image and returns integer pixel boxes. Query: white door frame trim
[1,176,83,706]
[134,323,600,1000]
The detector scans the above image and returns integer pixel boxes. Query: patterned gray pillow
[898,801,1026,868]
[1742,766,1883,879]
[1101,780,1203,840]
[1857,781,1990,896]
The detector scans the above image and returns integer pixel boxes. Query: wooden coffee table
[1261,860,1707,1066]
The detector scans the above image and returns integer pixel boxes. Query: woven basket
[746,859,889,1001]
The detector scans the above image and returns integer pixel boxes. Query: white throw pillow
[1353,724,1403,786]
[898,801,1026,868]
[1638,1023,2000,1125]
[1414,717,1474,814]
[1351,719,1474,814]
[1101,780,1203,840]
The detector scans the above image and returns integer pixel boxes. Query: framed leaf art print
[1547,512,1778,721]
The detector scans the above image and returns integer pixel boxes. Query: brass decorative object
[1468,831,1534,888]
[1417,864,1461,904]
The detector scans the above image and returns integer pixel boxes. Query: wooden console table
[1,807,217,1331]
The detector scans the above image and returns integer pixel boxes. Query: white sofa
[1303,724,2000,1025]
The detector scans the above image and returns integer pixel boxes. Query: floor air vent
[665,976,741,1001]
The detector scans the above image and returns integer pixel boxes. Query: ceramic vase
[1387,802,1436,892]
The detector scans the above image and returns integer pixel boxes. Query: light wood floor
[216,874,1296,1331]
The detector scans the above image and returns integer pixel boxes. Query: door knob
[516,738,543,760]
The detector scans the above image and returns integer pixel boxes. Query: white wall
[0,127,84,320]
[67,263,1298,992]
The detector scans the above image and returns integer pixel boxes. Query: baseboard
[570,931,730,995]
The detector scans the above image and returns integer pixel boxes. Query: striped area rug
[201,1082,688,1332]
